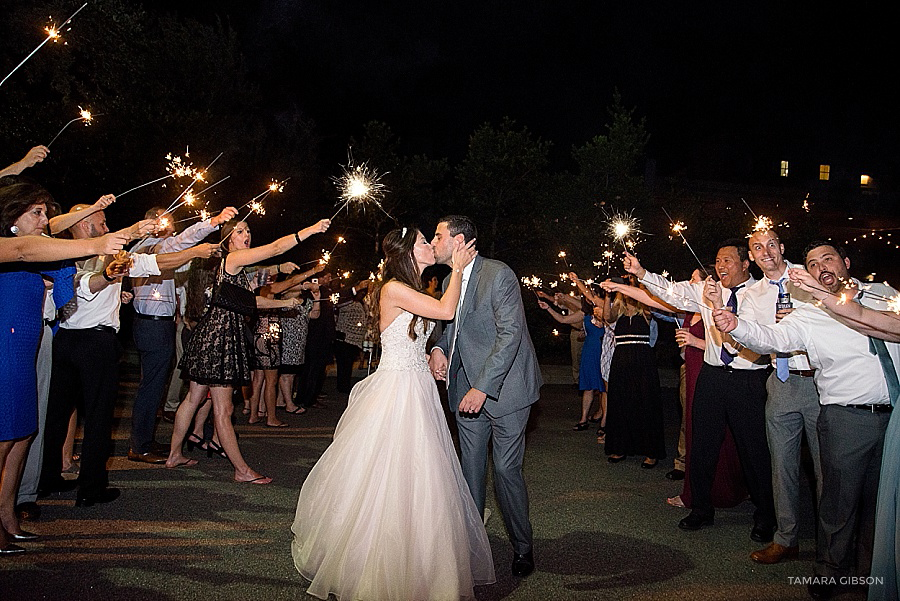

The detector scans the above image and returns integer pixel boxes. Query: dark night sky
[152,0,898,179]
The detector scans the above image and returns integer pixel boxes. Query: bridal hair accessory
[401,227,407,237]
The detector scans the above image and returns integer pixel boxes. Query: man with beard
[713,241,898,600]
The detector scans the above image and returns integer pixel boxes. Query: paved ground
[1,354,863,601]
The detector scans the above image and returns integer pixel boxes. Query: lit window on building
[819,165,830,181]
[780,160,789,177]
[861,174,872,186]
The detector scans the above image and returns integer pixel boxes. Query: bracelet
[102,270,115,282]
[294,232,302,244]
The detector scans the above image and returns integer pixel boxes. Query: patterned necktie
[770,278,791,382]
[720,284,744,365]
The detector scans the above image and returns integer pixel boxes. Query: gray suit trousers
[765,372,821,547]
[816,404,890,577]
[452,362,533,555]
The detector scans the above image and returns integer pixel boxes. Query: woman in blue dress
[0,181,128,555]
[538,288,605,431]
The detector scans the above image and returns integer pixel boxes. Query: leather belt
[789,369,815,377]
[845,404,893,413]
[134,312,175,321]
[90,325,117,334]
[44,318,59,328]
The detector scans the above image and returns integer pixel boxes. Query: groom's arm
[471,266,524,399]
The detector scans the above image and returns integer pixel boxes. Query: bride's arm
[382,239,476,320]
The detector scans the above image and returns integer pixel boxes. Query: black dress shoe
[37,479,78,498]
[665,469,685,481]
[0,543,25,555]
[75,487,121,507]
[807,583,836,600]
[678,511,714,531]
[9,530,39,541]
[511,551,534,577]
[15,501,41,521]
[750,523,776,543]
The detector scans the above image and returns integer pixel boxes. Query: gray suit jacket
[435,255,543,417]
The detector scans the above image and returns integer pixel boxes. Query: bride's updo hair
[368,226,432,340]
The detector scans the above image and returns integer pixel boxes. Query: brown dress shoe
[750,542,799,564]
[127,449,167,464]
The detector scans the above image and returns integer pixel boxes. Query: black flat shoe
[750,523,776,543]
[75,487,120,508]
[37,479,77,498]
[678,511,714,531]
[665,469,685,481]
[9,531,39,541]
[511,551,534,577]
[807,583,836,600]
[572,421,589,431]
[607,455,626,463]
[0,543,25,555]
[15,501,41,521]
[587,415,602,424]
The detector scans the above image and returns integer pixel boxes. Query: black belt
[44,318,59,328]
[90,325,117,334]
[789,369,815,377]
[708,363,770,374]
[845,404,893,413]
[134,312,175,321]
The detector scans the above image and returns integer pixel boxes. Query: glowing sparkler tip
[752,215,775,233]
[249,201,265,216]
[78,107,92,123]
[671,221,686,233]
[45,26,60,39]
[558,251,567,258]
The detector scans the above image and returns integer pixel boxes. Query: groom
[428,215,543,578]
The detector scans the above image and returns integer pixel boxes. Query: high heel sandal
[572,421,589,431]
[205,440,228,460]
[185,433,204,452]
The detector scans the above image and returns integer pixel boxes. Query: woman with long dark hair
[291,227,493,600]
[166,219,329,483]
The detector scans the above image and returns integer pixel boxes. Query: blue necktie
[720,284,743,365]
[770,278,791,382]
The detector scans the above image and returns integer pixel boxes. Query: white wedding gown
[292,310,496,600]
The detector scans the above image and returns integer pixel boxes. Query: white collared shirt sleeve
[731,311,809,356]
[128,253,161,278]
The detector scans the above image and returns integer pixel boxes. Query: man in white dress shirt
[623,239,777,541]
[39,206,217,507]
[713,241,897,600]
[737,230,822,565]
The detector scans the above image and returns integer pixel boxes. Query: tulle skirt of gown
[291,354,495,599]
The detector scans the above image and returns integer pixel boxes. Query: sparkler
[330,160,389,221]
[662,207,708,276]
[557,250,571,270]
[163,152,223,214]
[218,180,283,247]
[0,2,88,89]
[47,107,96,147]
[601,208,646,252]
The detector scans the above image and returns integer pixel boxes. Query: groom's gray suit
[434,254,543,555]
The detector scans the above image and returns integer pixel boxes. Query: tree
[453,117,552,266]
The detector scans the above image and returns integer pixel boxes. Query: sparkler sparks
[0,3,88,89]
[47,106,96,147]
[319,250,331,265]
[752,215,774,232]
[662,207,708,276]
[330,159,389,221]
[521,275,543,290]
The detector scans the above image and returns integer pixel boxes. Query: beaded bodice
[377,311,433,372]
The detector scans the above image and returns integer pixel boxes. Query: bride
[291,227,495,600]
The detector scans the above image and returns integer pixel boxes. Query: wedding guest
[126,206,237,464]
[0,184,128,554]
[167,219,329,482]
[713,242,898,600]
[599,275,665,467]
[334,282,370,394]
[0,146,49,178]
[623,242,777,541]
[39,206,215,507]
[738,229,822,565]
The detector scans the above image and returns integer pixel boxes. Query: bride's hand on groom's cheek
[451,238,477,269]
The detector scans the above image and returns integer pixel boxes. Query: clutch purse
[210,260,256,316]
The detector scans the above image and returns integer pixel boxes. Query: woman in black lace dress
[166,219,330,483]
